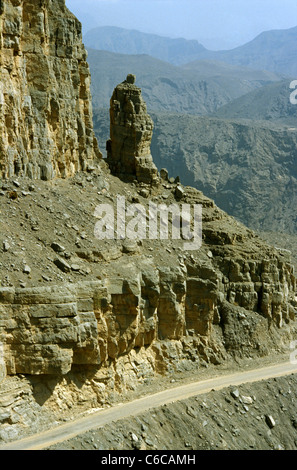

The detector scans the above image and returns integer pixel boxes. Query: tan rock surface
[0,0,101,180]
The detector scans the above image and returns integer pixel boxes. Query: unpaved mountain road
[1,361,297,451]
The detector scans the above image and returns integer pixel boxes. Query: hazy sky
[66,0,297,50]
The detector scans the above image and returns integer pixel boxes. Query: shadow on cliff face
[27,366,103,408]
[28,376,62,407]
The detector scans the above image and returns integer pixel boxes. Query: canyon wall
[0,0,101,180]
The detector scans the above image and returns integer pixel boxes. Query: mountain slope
[87,49,282,114]
[196,25,297,76]
[213,79,297,126]
[150,113,297,234]
[93,108,297,235]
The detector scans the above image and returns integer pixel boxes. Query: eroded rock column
[106,74,159,185]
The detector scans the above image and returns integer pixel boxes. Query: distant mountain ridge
[87,26,297,243]
[197,25,297,77]
[86,48,282,114]
[84,25,297,76]
[213,79,297,126]
[84,26,206,65]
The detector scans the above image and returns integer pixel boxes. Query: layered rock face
[0,281,104,376]
[106,74,159,184]
[0,259,295,378]
[0,0,101,180]
[0,182,296,378]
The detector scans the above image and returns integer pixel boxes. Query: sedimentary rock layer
[0,209,296,378]
[0,0,101,180]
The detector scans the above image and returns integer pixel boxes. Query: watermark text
[94,196,202,251]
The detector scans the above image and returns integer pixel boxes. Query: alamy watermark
[0,342,5,383]
[290,341,297,365]
[94,196,202,251]
[0,343,4,364]
[290,80,297,105]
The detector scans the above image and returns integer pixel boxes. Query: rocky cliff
[0,0,101,180]
[0,1,297,445]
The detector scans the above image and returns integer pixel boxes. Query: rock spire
[106,74,159,185]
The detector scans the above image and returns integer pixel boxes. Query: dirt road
[1,360,297,450]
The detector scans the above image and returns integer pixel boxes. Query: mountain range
[86,49,282,114]
[84,24,297,76]
[84,26,206,65]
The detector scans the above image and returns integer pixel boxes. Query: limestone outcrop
[0,257,295,378]
[0,0,101,180]
[106,74,159,184]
